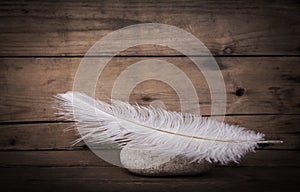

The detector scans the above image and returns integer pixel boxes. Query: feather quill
[56,91,267,164]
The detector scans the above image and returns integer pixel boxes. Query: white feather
[55,91,265,164]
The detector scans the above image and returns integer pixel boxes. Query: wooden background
[0,0,300,191]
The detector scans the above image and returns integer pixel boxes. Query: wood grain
[0,167,299,192]
[0,0,299,56]
[0,57,299,122]
[0,116,298,150]
[0,150,299,167]
[0,1,299,189]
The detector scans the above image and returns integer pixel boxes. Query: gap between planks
[0,150,299,168]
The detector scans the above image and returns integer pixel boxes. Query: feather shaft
[55,91,275,164]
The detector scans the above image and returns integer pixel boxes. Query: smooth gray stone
[120,146,213,176]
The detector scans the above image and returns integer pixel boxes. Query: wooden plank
[0,167,299,192]
[0,57,299,122]
[0,0,299,56]
[227,150,300,167]
[0,117,298,150]
[0,150,299,167]
[0,122,78,150]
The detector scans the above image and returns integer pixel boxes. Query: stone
[120,146,213,176]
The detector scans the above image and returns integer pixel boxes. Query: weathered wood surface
[0,167,299,192]
[0,0,299,191]
[0,0,299,56]
[0,57,299,122]
[0,116,298,150]
[0,150,299,167]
